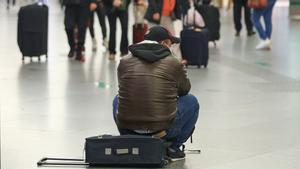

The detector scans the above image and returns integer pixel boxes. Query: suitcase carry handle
[37,157,88,166]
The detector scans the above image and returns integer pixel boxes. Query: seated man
[113,26,199,161]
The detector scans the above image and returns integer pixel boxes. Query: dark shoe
[68,49,75,58]
[247,30,256,36]
[75,50,85,62]
[235,31,240,37]
[75,55,85,62]
[120,53,128,57]
[167,146,186,162]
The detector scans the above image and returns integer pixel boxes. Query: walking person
[252,0,277,50]
[233,0,255,36]
[144,0,181,35]
[88,0,108,52]
[63,0,97,62]
[6,0,16,10]
[103,0,131,60]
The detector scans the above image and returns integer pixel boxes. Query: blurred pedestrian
[145,0,181,35]
[103,0,131,60]
[252,0,277,50]
[63,0,97,62]
[88,0,108,52]
[233,0,255,36]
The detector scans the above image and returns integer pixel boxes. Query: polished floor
[1,1,300,169]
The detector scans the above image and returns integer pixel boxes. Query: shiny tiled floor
[1,1,300,169]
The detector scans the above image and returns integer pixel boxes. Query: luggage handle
[104,147,140,155]
[37,157,88,166]
[115,148,131,155]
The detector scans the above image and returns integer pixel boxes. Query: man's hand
[181,59,188,65]
[136,0,142,5]
[153,13,160,21]
[90,3,97,11]
[113,0,122,8]
[136,0,146,6]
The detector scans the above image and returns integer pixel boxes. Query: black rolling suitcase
[17,3,48,62]
[196,4,220,44]
[37,135,169,168]
[180,28,209,68]
[85,135,168,167]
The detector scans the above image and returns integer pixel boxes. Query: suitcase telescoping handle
[37,157,88,166]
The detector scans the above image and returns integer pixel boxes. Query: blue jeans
[113,94,200,150]
[251,0,276,40]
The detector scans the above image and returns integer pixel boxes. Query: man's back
[117,42,190,131]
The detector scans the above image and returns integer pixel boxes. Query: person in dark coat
[197,0,221,42]
[103,0,131,60]
[232,0,255,36]
[63,0,97,62]
[88,0,108,52]
[144,0,181,35]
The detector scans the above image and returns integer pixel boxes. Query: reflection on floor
[1,0,300,169]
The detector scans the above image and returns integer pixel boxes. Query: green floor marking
[95,81,111,89]
[255,61,270,68]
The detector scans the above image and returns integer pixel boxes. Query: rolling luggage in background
[17,3,48,62]
[196,4,220,44]
[132,23,148,44]
[180,9,209,68]
[132,0,148,44]
[37,135,169,167]
[180,29,209,68]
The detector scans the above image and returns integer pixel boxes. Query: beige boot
[108,53,115,60]
[92,38,97,52]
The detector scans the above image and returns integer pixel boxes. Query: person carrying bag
[248,0,268,9]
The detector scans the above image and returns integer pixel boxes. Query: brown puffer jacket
[116,42,191,131]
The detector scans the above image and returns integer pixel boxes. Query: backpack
[197,4,220,41]
[183,6,205,29]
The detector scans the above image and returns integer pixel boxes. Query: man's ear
[160,40,169,47]
[159,40,166,46]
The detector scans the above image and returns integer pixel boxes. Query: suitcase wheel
[162,159,169,166]
[38,56,41,62]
